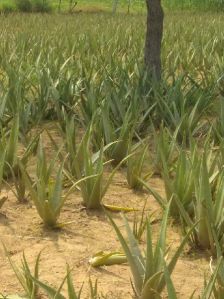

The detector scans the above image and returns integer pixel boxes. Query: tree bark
[144,0,164,80]
[112,0,119,14]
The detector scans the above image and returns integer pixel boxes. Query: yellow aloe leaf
[89,251,127,267]
[103,203,138,213]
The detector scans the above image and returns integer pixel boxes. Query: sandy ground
[0,124,210,298]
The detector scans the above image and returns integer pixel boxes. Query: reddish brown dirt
[0,124,210,298]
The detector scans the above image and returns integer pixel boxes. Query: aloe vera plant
[4,245,97,299]
[141,146,198,218]
[153,76,212,143]
[76,143,130,209]
[0,147,7,209]
[5,247,84,299]
[19,137,67,228]
[89,278,99,299]
[0,116,19,178]
[202,261,223,299]
[48,114,91,182]
[127,142,152,191]
[93,100,135,165]
[51,118,129,209]
[108,201,196,299]
[200,233,224,298]
[161,255,222,299]
[31,265,83,299]
[213,97,224,141]
[205,238,224,299]
[162,147,198,218]
[61,114,89,178]
[153,126,179,176]
[176,154,224,253]
[3,244,41,299]
[148,137,218,218]
[32,267,101,299]
[20,135,91,226]
[3,161,27,203]
[132,200,148,242]
[0,116,39,179]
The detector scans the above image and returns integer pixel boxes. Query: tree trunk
[112,0,119,14]
[144,0,164,80]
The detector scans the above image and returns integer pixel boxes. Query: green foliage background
[1,0,224,12]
